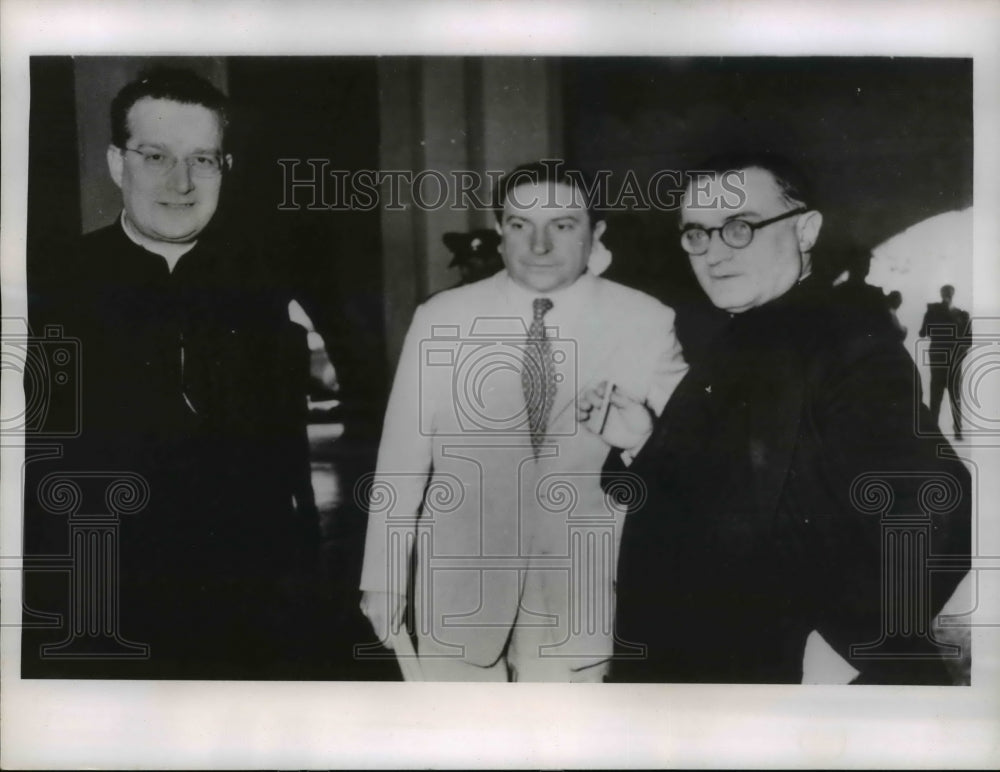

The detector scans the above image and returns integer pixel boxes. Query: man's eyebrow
[503,211,583,224]
[679,210,759,230]
[724,210,762,221]
[133,142,221,154]
[679,218,717,231]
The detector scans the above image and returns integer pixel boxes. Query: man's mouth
[159,202,196,209]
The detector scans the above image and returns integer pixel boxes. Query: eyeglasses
[122,147,225,178]
[680,207,806,255]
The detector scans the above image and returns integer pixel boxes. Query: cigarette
[597,382,615,435]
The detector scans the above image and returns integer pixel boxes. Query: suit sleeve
[919,305,932,338]
[808,324,971,682]
[359,304,435,594]
[958,310,972,356]
[601,301,687,496]
[643,303,689,417]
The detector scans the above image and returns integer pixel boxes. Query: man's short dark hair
[493,160,602,225]
[110,66,230,149]
[688,151,815,210]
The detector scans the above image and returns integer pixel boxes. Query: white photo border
[2,0,999,768]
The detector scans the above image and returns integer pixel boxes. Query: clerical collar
[727,270,815,319]
[120,212,198,271]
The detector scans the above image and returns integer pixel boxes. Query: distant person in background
[443,228,504,286]
[920,284,971,440]
[886,290,907,340]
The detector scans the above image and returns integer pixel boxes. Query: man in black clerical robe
[579,153,971,684]
[23,67,316,678]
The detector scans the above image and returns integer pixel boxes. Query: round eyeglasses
[680,207,806,255]
[122,147,225,179]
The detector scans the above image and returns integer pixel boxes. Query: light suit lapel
[547,279,619,428]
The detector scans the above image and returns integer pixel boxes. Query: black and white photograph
[2,1,999,768]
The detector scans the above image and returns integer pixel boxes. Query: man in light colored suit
[360,161,687,681]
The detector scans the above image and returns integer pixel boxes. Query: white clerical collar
[120,212,198,272]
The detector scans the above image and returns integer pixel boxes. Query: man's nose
[166,158,195,193]
[703,231,733,266]
[531,226,551,255]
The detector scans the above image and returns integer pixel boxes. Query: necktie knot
[532,297,554,324]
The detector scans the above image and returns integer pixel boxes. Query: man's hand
[577,380,654,452]
[360,590,406,649]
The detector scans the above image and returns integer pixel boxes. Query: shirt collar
[501,271,596,330]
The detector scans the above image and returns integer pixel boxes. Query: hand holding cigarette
[595,379,615,435]
[577,380,655,452]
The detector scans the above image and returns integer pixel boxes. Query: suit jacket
[611,276,971,684]
[360,270,687,666]
[920,301,971,358]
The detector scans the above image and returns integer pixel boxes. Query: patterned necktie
[522,297,556,456]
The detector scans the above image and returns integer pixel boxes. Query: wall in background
[376,57,562,365]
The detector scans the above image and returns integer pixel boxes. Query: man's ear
[587,219,613,276]
[796,210,823,253]
[107,145,124,189]
[224,153,233,172]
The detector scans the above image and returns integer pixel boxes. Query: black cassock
[609,275,971,684]
[23,221,316,678]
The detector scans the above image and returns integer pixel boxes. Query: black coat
[920,301,971,358]
[23,222,316,677]
[609,276,971,684]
